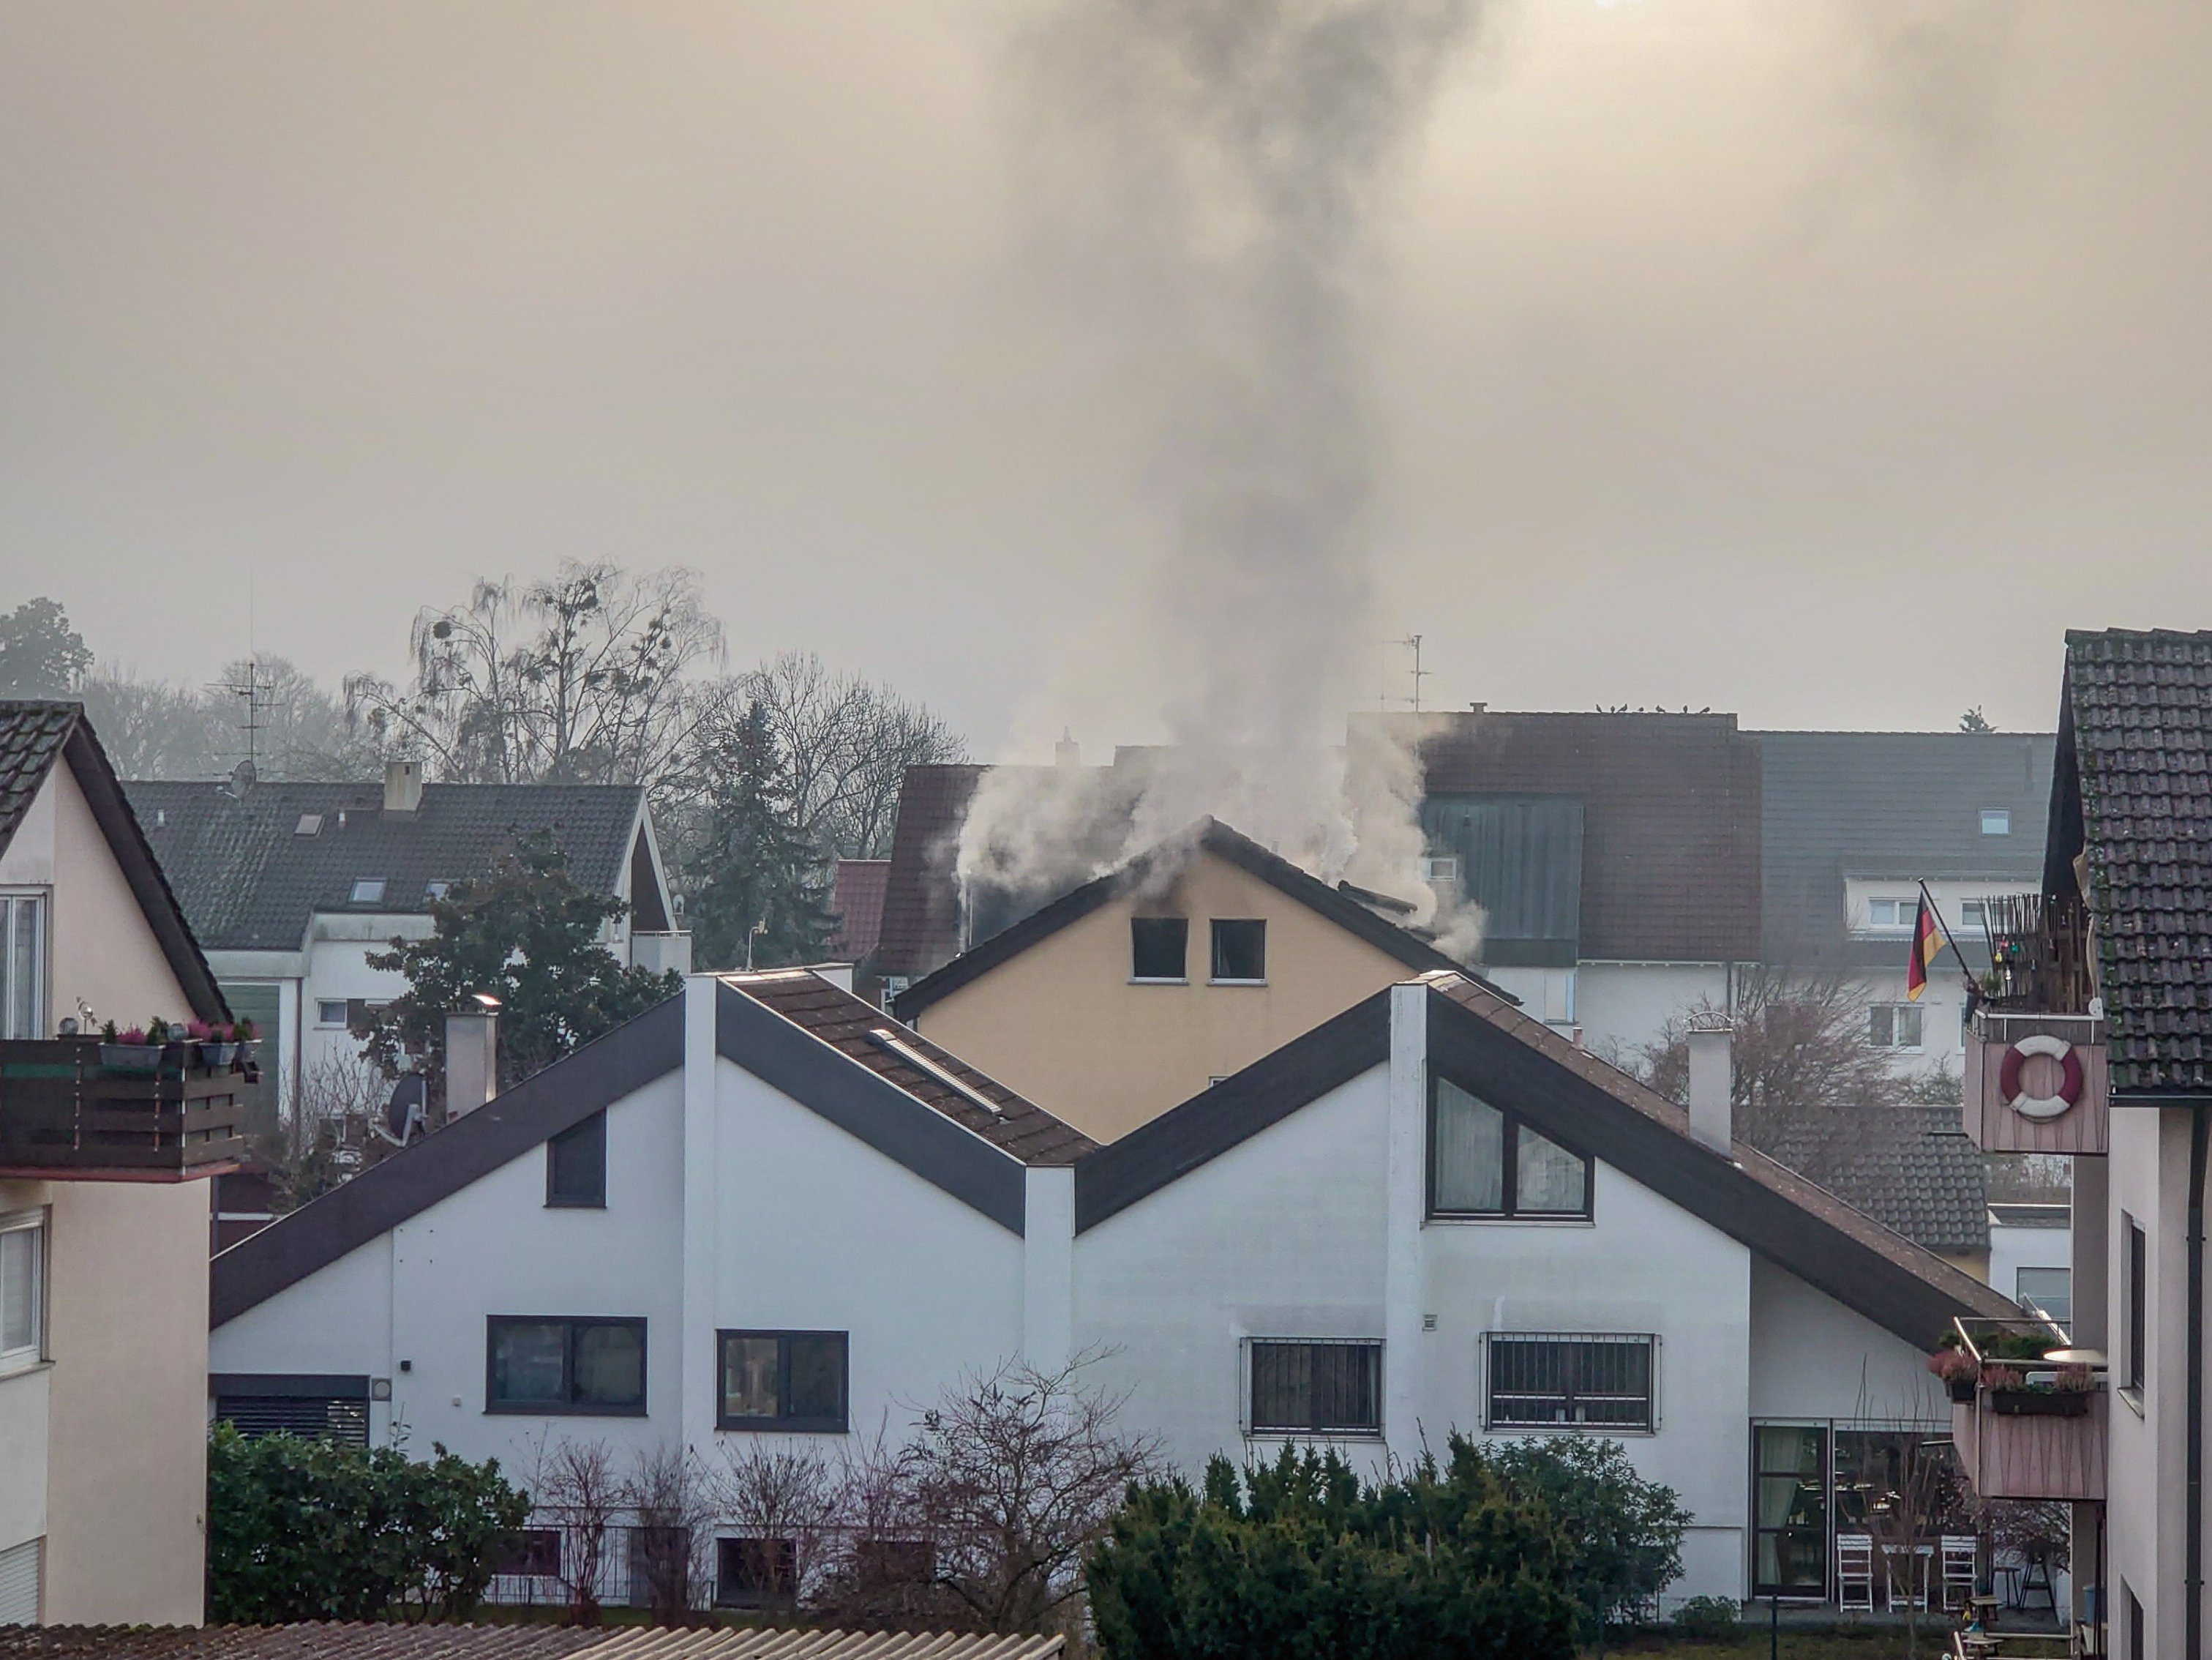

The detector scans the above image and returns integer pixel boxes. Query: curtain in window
[574,1323,644,1406]
[3,898,41,1041]
[721,1336,781,1419]
[1,1226,37,1356]
[1433,1080,1504,1211]
[492,1322,567,1404]
[1516,1125,1588,1212]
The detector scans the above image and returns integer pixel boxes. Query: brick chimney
[383,759,424,818]
[1687,1013,1734,1156]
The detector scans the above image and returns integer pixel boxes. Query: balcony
[1963,1011,2107,1155]
[1947,1318,2107,1504]
[0,1039,247,1181]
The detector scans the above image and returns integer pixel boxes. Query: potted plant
[1986,1363,2097,1418]
[188,1020,241,1070]
[97,1020,165,1075]
[1928,1347,1981,1404]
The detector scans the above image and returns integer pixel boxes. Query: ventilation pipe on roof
[384,759,424,818]
[1055,729,1080,769]
[446,993,501,1118]
[1687,1014,1734,1156]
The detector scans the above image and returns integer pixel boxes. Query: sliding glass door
[1752,1424,1831,1599]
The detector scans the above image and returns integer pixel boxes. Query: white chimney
[384,759,424,817]
[445,995,501,1117]
[1687,1014,1734,1156]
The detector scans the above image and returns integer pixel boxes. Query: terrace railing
[0,1038,247,1180]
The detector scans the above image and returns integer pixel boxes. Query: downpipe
[2189,1103,2208,1660]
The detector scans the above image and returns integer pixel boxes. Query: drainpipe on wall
[2191,1104,2208,1660]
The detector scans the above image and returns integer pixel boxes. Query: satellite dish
[380,1074,428,1146]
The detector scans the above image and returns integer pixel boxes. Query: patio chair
[1941,1535,1979,1613]
[1837,1533,1875,1613]
[1883,1541,1932,1611]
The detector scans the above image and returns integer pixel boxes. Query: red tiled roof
[876,764,986,976]
[829,859,891,961]
[722,969,1098,1167]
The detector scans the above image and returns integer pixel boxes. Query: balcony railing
[0,1039,247,1180]
[1948,1318,2107,1504]
[1977,893,2096,1016]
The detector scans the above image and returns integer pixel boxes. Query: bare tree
[886,1355,1161,1634]
[346,562,722,785]
[713,1440,844,1614]
[622,1444,718,1625]
[257,1047,392,1212]
[77,667,230,779]
[678,652,965,859]
[528,1437,624,1626]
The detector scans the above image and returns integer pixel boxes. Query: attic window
[1130,918,1188,982]
[295,815,323,837]
[425,881,452,901]
[1981,809,2012,837]
[350,878,387,905]
[1210,919,1267,984]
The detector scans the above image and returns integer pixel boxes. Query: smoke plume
[959,0,1481,943]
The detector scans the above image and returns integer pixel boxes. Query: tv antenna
[1386,634,1431,716]
[208,657,282,782]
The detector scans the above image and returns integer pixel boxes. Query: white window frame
[1,1210,47,1376]
[1981,809,2012,837]
[315,1000,349,1028]
[349,878,388,905]
[0,890,48,1042]
[1867,1003,1926,1052]
[1863,897,1917,934]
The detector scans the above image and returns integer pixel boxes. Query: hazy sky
[3,0,2207,755]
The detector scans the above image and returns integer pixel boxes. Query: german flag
[1906,891,1947,1002]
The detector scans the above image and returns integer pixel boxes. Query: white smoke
[957,0,1485,953]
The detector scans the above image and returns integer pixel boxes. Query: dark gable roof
[829,859,891,961]
[878,763,986,976]
[1758,730,2055,969]
[893,818,1482,1022]
[1407,711,1762,963]
[1077,971,2016,1347]
[2052,629,2212,1094]
[126,780,648,952]
[214,973,1095,1321]
[0,702,226,1022]
[1758,1102,1990,1258]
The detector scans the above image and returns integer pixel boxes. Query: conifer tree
[685,700,839,970]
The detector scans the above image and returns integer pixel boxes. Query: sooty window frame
[1130,916,1189,982]
[716,1329,850,1433]
[1246,1339,1383,1437]
[1210,919,1267,984]
[1483,1332,1657,1433]
[1427,1075,1593,1220]
[484,1315,648,1416]
[546,1110,607,1208]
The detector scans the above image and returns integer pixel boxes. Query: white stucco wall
[1989,1217,2072,1312]
[1575,962,1731,1065]
[1747,1257,1947,1426]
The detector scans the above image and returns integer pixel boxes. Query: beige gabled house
[892,818,1477,1141]
[0,702,241,1626]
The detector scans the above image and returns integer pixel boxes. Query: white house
[126,762,689,1141]
[210,965,2017,1613]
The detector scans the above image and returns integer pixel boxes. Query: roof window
[425,881,452,901]
[350,878,388,905]
[295,814,323,837]
[1981,809,2012,836]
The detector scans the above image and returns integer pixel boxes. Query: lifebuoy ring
[1999,1034,2085,1121]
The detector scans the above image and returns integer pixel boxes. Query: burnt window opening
[547,1111,607,1208]
[1210,919,1266,983]
[1131,917,1188,982]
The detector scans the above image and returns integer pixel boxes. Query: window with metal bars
[1247,1339,1381,1436]
[1484,1333,1656,1432]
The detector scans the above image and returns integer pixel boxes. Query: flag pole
[1919,880,1978,982]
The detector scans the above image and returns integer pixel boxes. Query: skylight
[350,878,387,905]
[295,814,323,837]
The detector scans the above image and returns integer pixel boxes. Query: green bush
[1087,1443,1580,1660]
[207,1423,530,1622]
[1480,1436,1692,1640]
[1673,1595,1741,1640]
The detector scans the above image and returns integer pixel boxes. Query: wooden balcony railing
[1963,1010,2108,1156]
[1977,893,2096,1016]
[1949,1318,2107,1504]
[0,1039,247,1181]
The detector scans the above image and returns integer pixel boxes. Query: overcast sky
[3,0,2206,756]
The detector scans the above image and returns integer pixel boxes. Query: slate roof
[727,968,1097,1166]
[1757,730,2055,969]
[829,858,891,961]
[125,779,648,952]
[1,1631,1063,1660]
[1758,1102,1990,1257]
[2052,628,2212,1093]
[893,817,1482,1022]
[0,702,227,1020]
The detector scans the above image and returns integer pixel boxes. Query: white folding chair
[1837,1533,1875,1612]
[1941,1535,1979,1612]
[1883,1542,1933,1611]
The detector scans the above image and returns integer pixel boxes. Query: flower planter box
[196,1042,240,1069]
[97,1043,165,1075]
[1947,1377,1979,1405]
[1989,1388,2093,1418]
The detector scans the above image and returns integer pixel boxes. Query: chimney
[384,759,424,818]
[1687,1013,1734,1156]
[1055,729,1081,769]
[445,994,501,1117]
